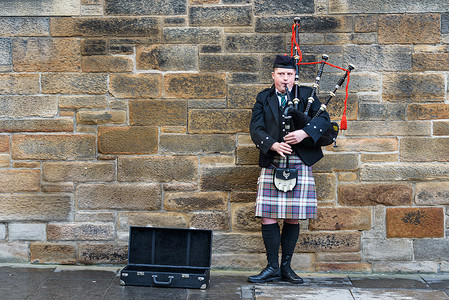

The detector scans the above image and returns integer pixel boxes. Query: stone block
[0,74,39,95]
[0,17,49,36]
[98,126,158,155]
[373,261,438,274]
[0,136,9,153]
[0,243,29,262]
[414,239,449,261]
[160,134,235,154]
[254,0,314,15]
[363,238,413,261]
[43,161,115,182]
[59,96,108,109]
[0,224,5,240]
[164,191,228,211]
[309,207,372,231]
[316,263,372,273]
[327,138,398,153]
[9,223,46,241]
[30,243,76,264]
[190,212,229,231]
[137,45,198,71]
[200,166,259,191]
[236,146,259,165]
[387,207,444,238]
[330,0,449,13]
[129,99,187,126]
[77,183,162,210]
[227,84,267,109]
[41,73,107,94]
[79,243,128,264]
[358,103,407,121]
[12,134,95,160]
[0,38,11,70]
[361,163,449,181]
[297,231,361,252]
[343,45,412,72]
[230,192,256,203]
[313,153,359,172]
[408,104,449,120]
[81,39,107,55]
[314,173,336,201]
[189,109,251,134]
[361,153,398,163]
[104,0,186,15]
[212,253,314,271]
[118,212,188,230]
[316,252,362,262]
[434,121,449,136]
[76,110,126,125]
[118,156,198,183]
[0,170,40,193]
[354,15,377,32]
[345,121,431,136]
[0,119,73,133]
[163,27,220,44]
[0,194,71,221]
[400,137,449,162]
[444,14,449,34]
[213,232,263,253]
[199,54,258,72]
[13,161,41,169]
[225,34,284,53]
[13,38,80,72]
[416,182,449,205]
[256,16,352,33]
[109,73,162,99]
[382,73,445,102]
[378,14,440,44]
[1,0,79,16]
[189,6,251,27]
[338,183,413,206]
[231,203,259,231]
[47,223,114,241]
[81,55,133,72]
[0,155,9,167]
[0,95,58,118]
[51,17,161,37]
[75,212,115,222]
[164,73,226,99]
[413,53,449,71]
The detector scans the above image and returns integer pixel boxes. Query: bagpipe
[283,17,354,148]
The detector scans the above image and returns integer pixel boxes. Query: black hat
[273,55,295,69]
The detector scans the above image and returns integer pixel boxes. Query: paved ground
[1,264,449,299]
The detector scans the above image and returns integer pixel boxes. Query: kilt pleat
[255,153,317,220]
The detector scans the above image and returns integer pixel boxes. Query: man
[248,55,330,284]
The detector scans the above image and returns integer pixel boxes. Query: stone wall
[0,0,448,273]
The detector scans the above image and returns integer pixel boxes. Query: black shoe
[281,265,304,284]
[248,266,282,283]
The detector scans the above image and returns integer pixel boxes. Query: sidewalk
[1,264,449,300]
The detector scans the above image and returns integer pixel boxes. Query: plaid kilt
[255,153,317,220]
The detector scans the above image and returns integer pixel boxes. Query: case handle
[152,275,174,286]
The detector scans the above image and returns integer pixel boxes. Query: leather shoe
[247,266,281,283]
[281,265,304,284]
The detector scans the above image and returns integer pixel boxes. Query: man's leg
[280,219,303,284]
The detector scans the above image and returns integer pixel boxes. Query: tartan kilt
[255,153,317,220]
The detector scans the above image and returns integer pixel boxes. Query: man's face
[272,68,295,93]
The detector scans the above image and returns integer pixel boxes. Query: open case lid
[127,226,213,268]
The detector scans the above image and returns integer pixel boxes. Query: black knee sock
[261,223,280,268]
[281,222,299,259]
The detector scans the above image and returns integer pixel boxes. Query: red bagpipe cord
[290,23,350,130]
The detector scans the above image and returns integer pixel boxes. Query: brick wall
[0,0,449,273]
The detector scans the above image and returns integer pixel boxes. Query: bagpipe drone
[283,17,354,148]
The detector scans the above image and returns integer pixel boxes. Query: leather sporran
[273,167,297,192]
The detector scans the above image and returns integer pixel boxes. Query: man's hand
[284,129,310,145]
[270,142,292,158]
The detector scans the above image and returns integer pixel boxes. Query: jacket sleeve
[250,93,277,155]
[301,94,331,143]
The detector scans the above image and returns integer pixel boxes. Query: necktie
[277,92,287,108]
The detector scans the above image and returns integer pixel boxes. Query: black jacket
[250,85,331,167]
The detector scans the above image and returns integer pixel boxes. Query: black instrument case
[120,226,212,289]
